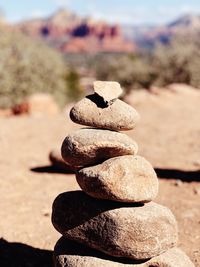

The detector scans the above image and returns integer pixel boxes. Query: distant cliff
[123,14,200,49]
[15,9,136,53]
[7,10,200,53]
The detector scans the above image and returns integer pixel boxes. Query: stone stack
[52,81,194,266]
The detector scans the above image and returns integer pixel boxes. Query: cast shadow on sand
[155,168,200,182]
[0,238,53,267]
[30,165,74,174]
[30,165,200,182]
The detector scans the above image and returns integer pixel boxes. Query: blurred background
[0,1,200,267]
[1,0,200,110]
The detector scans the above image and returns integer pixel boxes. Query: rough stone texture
[93,81,123,105]
[49,149,75,173]
[52,191,178,260]
[61,129,138,169]
[70,97,140,131]
[76,155,158,203]
[54,238,195,267]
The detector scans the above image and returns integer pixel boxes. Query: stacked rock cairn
[52,81,194,267]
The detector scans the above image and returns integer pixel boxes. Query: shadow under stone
[86,93,110,108]
[30,165,74,174]
[52,190,144,231]
[155,168,200,182]
[0,238,53,267]
[54,237,148,265]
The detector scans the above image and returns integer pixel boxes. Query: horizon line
[2,7,200,26]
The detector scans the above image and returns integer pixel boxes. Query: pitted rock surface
[70,97,140,131]
[61,129,138,169]
[54,238,194,267]
[76,155,158,203]
[52,191,178,260]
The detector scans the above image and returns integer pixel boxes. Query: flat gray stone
[54,238,195,267]
[93,81,123,104]
[61,129,138,169]
[52,191,178,260]
[70,97,140,131]
[76,155,158,203]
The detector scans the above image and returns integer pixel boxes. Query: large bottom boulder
[54,238,194,267]
[52,191,178,260]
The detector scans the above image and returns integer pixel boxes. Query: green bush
[65,69,83,101]
[0,27,69,108]
[152,36,197,87]
[95,36,200,91]
[95,53,154,93]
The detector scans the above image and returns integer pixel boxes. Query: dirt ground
[0,85,199,266]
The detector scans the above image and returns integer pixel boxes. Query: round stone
[49,149,75,172]
[52,191,178,260]
[54,238,195,267]
[61,129,138,169]
[76,155,158,203]
[70,97,140,131]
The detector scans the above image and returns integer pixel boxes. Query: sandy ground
[0,86,200,266]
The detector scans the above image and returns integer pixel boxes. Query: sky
[1,0,200,25]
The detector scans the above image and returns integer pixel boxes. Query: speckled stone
[76,155,158,203]
[70,97,140,131]
[61,129,138,169]
[54,238,194,267]
[52,191,178,260]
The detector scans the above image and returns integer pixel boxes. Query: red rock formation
[16,9,136,53]
[58,21,135,53]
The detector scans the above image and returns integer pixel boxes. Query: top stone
[93,81,123,105]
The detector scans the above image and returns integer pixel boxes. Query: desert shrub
[0,27,69,108]
[95,53,154,93]
[94,35,200,91]
[152,35,200,88]
[65,69,83,101]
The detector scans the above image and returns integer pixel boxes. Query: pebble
[174,179,183,187]
[49,149,75,172]
[193,186,200,196]
[93,81,123,105]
